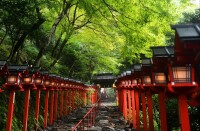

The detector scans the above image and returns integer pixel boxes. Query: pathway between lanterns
[44,98,133,131]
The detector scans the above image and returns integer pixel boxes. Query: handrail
[71,99,100,131]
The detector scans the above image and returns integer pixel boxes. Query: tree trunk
[51,32,63,57]
[7,18,45,61]
[34,3,71,66]
[47,34,71,70]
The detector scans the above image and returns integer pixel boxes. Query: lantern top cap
[40,70,48,75]
[142,58,153,66]
[133,64,142,71]
[49,74,57,77]
[126,70,131,76]
[8,65,28,73]
[64,78,69,81]
[151,46,174,57]
[171,24,200,39]
[28,67,40,74]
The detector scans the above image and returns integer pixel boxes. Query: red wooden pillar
[118,90,122,112]
[135,90,140,131]
[147,92,154,131]
[158,92,167,131]
[49,90,54,125]
[22,89,30,131]
[141,92,147,131]
[34,89,41,131]
[131,90,136,128]
[43,90,49,128]
[84,91,87,106]
[118,90,121,111]
[123,89,127,120]
[178,95,190,131]
[120,90,123,112]
[60,91,64,117]
[53,90,58,121]
[6,91,15,131]
[65,91,69,115]
[68,90,71,113]
[127,90,131,123]
[71,90,75,111]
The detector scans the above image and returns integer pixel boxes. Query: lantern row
[115,24,200,131]
[0,64,89,91]
[0,63,99,131]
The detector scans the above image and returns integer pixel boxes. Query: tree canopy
[0,0,196,81]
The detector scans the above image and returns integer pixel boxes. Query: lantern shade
[23,77,32,83]
[61,83,65,87]
[7,75,18,84]
[132,79,137,84]
[44,80,50,86]
[172,66,191,83]
[143,76,151,84]
[155,73,167,84]
[51,82,55,86]
[35,78,42,84]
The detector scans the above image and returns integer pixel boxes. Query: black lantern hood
[134,64,142,71]
[8,65,28,74]
[171,24,200,40]
[28,67,40,74]
[126,70,132,76]
[151,46,174,57]
[142,58,153,66]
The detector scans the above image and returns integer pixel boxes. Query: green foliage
[0,0,196,130]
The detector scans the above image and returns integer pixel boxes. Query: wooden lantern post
[59,77,65,118]
[53,76,60,121]
[151,46,174,131]
[21,66,38,131]
[133,64,142,131]
[48,74,56,125]
[3,65,26,131]
[42,71,51,128]
[34,70,47,131]
[141,58,154,131]
[169,24,200,131]
[130,78,137,128]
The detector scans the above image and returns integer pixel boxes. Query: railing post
[53,90,58,121]
[6,90,15,131]
[135,90,140,131]
[34,89,41,131]
[22,89,31,131]
[49,90,54,125]
[44,90,49,128]
[60,90,64,117]
[131,90,136,128]
[147,92,154,131]
[158,92,167,131]
[122,89,127,120]
[178,95,190,131]
[141,92,147,131]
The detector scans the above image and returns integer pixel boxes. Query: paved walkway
[43,98,133,131]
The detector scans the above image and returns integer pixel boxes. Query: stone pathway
[40,99,134,131]
[88,99,134,131]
